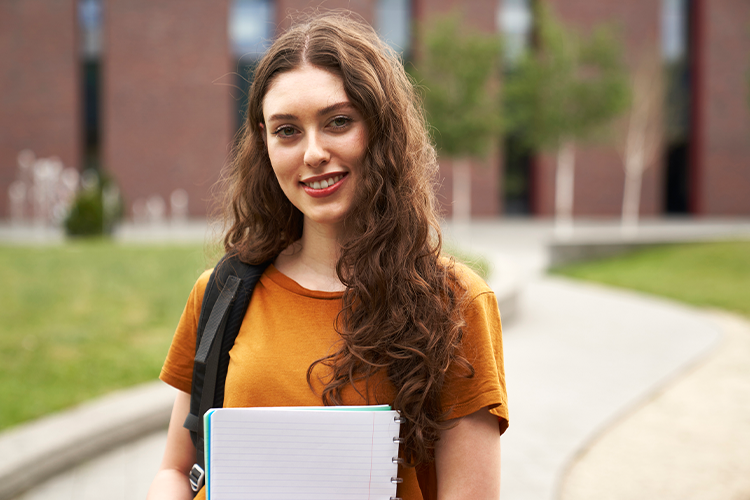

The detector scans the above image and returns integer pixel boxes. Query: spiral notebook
[204,405,402,500]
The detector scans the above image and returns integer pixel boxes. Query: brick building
[1,0,748,221]
[530,0,750,218]
[1,0,80,220]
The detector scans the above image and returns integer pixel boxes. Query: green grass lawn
[0,241,215,430]
[552,240,750,318]
[0,240,489,431]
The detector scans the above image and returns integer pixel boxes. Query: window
[229,0,275,130]
[230,0,274,58]
[78,0,103,170]
[499,0,535,214]
[661,0,692,213]
[376,0,411,54]
[662,0,688,63]
[498,0,532,65]
[78,0,102,60]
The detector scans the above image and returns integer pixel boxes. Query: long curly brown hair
[216,12,472,466]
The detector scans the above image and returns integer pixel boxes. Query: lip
[301,172,348,198]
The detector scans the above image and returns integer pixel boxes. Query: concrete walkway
[560,309,750,500]
[4,218,750,500]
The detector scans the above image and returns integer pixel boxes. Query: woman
[148,12,507,500]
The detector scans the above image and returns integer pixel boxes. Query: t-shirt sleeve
[159,269,213,393]
[440,268,509,434]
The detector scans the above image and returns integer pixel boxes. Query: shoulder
[189,259,275,316]
[442,258,503,330]
[186,268,214,318]
[197,268,213,288]
[194,268,214,297]
[442,257,495,302]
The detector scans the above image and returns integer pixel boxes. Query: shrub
[64,170,123,237]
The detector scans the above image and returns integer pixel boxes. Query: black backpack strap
[182,253,272,493]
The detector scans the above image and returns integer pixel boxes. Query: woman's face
[262,64,367,234]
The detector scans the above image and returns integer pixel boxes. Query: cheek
[269,164,297,205]
[268,150,298,182]
[344,129,368,163]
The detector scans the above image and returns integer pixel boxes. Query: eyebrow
[266,101,355,123]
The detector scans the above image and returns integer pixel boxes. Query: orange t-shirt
[160,263,508,500]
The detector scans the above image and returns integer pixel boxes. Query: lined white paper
[206,407,401,500]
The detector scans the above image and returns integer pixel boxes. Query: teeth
[306,175,342,189]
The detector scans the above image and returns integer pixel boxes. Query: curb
[0,381,175,500]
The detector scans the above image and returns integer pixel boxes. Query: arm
[147,390,196,500]
[434,407,501,500]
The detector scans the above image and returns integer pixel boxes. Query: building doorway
[503,136,533,215]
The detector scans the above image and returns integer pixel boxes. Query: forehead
[262,65,349,118]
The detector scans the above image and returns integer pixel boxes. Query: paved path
[7,218,749,499]
[499,277,719,499]
[560,310,750,500]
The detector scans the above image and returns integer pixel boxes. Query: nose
[303,132,329,168]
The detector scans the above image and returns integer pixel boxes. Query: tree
[411,13,503,222]
[504,4,630,237]
[617,53,664,236]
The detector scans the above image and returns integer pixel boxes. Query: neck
[274,219,345,292]
[297,220,342,276]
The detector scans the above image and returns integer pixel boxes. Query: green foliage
[410,13,503,159]
[64,186,103,236]
[552,241,750,318]
[0,242,215,430]
[503,4,630,152]
[64,170,123,237]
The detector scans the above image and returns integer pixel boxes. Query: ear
[259,123,267,145]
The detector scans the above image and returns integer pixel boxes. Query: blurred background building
[1,0,749,221]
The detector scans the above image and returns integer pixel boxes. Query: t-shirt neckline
[264,264,344,300]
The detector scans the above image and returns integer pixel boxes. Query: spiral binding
[390,411,404,500]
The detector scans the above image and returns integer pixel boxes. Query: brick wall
[435,156,502,218]
[418,0,498,31]
[275,0,375,28]
[103,0,233,218]
[0,0,79,218]
[697,0,750,215]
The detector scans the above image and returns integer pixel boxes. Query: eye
[330,116,351,129]
[273,126,297,138]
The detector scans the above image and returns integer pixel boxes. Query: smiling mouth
[302,174,346,190]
